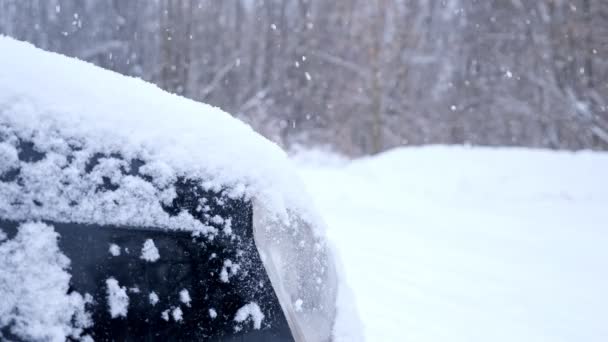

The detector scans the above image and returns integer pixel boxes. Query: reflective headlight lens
[253,203,338,342]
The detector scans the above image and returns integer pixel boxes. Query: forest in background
[1,0,607,156]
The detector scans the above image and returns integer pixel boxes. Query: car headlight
[253,202,338,342]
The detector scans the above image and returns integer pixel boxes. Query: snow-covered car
[0,37,359,342]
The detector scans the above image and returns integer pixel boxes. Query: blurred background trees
[1,0,607,155]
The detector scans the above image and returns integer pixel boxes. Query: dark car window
[0,138,294,341]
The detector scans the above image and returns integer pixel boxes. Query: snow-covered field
[294,146,608,342]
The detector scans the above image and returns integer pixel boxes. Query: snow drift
[296,146,608,342]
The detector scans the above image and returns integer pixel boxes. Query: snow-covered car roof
[0,36,320,235]
[0,36,361,342]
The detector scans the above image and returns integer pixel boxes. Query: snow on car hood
[0,36,320,234]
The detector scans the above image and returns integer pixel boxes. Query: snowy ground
[294,146,608,342]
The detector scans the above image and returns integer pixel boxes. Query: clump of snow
[219,269,229,283]
[161,310,169,321]
[222,218,233,236]
[0,222,92,341]
[140,239,160,262]
[149,292,159,306]
[171,307,183,322]
[208,308,217,319]
[294,299,303,312]
[106,278,129,318]
[233,302,264,330]
[108,243,121,256]
[179,289,191,307]
[210,215,224,225]
[0,142,19,175]
[0,36,323,234]
[219,259,240,283]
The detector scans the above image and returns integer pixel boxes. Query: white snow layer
[0,36,322,234]
[140,239,160,262]
[295,146,608,342]
[0,222,92,341]
[106,278,129,319]
[233,302,264,330]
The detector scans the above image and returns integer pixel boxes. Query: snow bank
[0,36,320,234]
[296,146,608,342]
[0,222,92,341]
